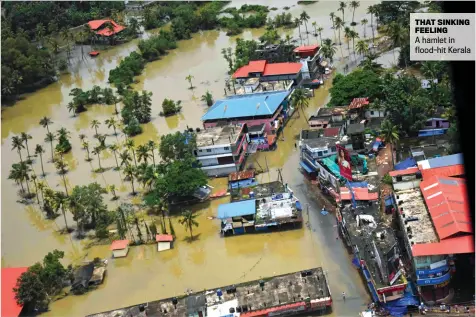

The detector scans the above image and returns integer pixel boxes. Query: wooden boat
[89,51,100,57]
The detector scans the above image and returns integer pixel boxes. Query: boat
[89,51,100,57]
[210,189,229,199]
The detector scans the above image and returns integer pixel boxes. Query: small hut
[156,234,174,252]
[110,240,129,258]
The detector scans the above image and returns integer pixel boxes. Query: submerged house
[218,192,302,236]
[201,91,292,137]
[156,234,174,252]
[87,19,126,37]
[111,240,130,258]
[194,124,248,177]
[232,60,303,86]
[71,262,107,295]
[293,44,323,79]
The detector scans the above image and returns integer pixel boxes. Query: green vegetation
[160,99,182,117]
[55,128,72,154]
[267,12,294,29]
[14,250,72,313]
[108,51,145,88]
[179,209,199,241]
[68,86,117,115]
[329,69,383,107]
[138,31,177,61]
[219,5,268,36]
[201,91,214,107]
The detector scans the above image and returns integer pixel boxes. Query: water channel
[1,1,378,315]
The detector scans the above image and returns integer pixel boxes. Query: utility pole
[264,154,270,183]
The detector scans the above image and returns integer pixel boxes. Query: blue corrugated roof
[427,153,463,168]
[394,157,417,171]
[201,91,290,121]
[217,199,256,219]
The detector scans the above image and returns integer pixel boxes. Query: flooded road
[2,1,376,315]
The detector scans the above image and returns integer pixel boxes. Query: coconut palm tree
[82,141,92,161]
[201,91,214,107]
[367,5,377,44]
[179,209,199,241]
[91,119,101,137]
[300,11,310,45]
[349,1,360,26]
[67,101,76,116]
[316,26,324,46]
[311,21,318,43]
[105,117,118,139]
[120,150,132,168]
[39,116,53,133]
[125,139,138,167]
[147,140,156,166]
[35,144,46,177]
[31,174,40,204]
[338,1,347,22]
[9,162,31,196]
[334,17,344,46]
[37,181,47,209]
[109,143,120,170]
[20,132,32,160]
[12,135,25,163]
[329,12,337,42]
[356,39,369,57]
[53,191,70,233]
[321,39,337,63]
[350,30,359,59]
[136,144,150,165]
[185,74,194,90]
[344,27,352,56]
[123,165,137,195]
[388,22,407,64]
[54,156,69,195]
[44,132,56,162]
[358,18,367,37]
[107,184,118,200]
[291,88,309,121]
[92,145,103,171]
[380,120,399,167]
[294,17,303,45]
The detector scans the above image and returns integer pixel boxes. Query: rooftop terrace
[230,181,286,202]
[395,188,438,245]
[302,137,338,150]
[87,268,330,317]
[196,125,242,147]
[255,194,299,225]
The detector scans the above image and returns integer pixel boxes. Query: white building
[194,125,248,177]
[110,240,129,258]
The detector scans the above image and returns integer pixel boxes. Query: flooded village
[2,1,474,317]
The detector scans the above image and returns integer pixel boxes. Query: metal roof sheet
[2,267,28,317]
[419,176,472,240]
[418,153,463,170]
[420,164,464,180]
[411,235,475,257]
[201,91,289,121]
[217,199,256,219]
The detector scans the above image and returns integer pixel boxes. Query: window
[331,146,336,152]
[198,149,202,152]
[425,121,433,127]
[323,150,328,154]
[224,147,230,151]
[370,111,375,115]
[317,151,323,157]
[206,149,212,153]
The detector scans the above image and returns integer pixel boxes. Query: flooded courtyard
[1,1,377,315]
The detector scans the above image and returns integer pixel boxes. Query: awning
[300,161,314,173]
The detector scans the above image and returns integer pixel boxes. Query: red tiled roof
[389,167,420,177]
[339,187,379,201]
[88,19,125,37]
[349,97,370,109]
[412,235,475,257]
[156,234,174,242]
[110,239,129,250]
[229,170,255,182]
[420,176,472,240]
[2,267,28,317]
[420,164,464,180]
[323,127,340,137]
[293,44,319,53]
[240,302,307,317]
[232,61,302,78]
[263,63,302,76]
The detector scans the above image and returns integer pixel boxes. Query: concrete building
[293,44,323,79]
[232,60,303,86]
[87,268,332,317]
[391,154,474,304]
[156,234,174,252]
[201,91,292,136]
[337,203,408,304]
[218,191,302,236]
[308,107,347,130]
[194,124,248,177]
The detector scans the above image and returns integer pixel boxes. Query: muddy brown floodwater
[1,1,377,316]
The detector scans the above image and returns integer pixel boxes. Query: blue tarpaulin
[348,182,368,188]
[352,256,360,268]
[383,283,419,317]
[217,200,256,219]
[295,201,302,211]
[394,157,417,171]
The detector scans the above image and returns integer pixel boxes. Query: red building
[2,267,28,317]
[232,60,303,85]
[87,19,125,37]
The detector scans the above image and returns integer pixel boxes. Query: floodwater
[1,1,377,316]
